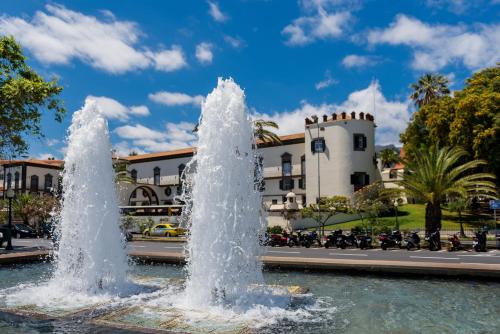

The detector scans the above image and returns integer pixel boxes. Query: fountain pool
[0,263,499,333]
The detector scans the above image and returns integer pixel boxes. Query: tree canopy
[0,35,65,158]
[401,64,500,179]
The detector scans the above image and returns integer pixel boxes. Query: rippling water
[0,263,498,334]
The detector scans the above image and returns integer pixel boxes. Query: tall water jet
[53,99,128,293]
[184,78,265,308]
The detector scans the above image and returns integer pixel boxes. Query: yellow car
[143,224,186,237]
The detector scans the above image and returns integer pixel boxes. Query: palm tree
[399,146,497,232]
[379,148,399,168]
[447,196,470,238]
[410,73,450,108]
[254,119,281,145]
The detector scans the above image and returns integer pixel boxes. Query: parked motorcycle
[473,230,488,252]
[425,229,441,251]
[447,234,464,251]
[355,234,373,249]
[268,233,289,247]
[379,230,402,250]
[288,231,311,248]
[404,231,421,250]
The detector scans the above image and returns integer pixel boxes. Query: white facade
[119,112,379,211]
[1,160,62,197]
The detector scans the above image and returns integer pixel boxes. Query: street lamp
[5,188,15,251]
[394,200,399,231]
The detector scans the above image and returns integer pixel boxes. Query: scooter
[324,229,343,249]
[447,234,464,251]
[473,230,488,252]
[425,229,441,251]
[355,234,373,249]
[404,231,421,250]
[379,230,402,250]
[288,231,311,248]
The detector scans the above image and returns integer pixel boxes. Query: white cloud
[149,91,203,106]
[367,15,500,71]
[342,54,379,68]
[114,122,197,153]
[195,42,213,64]
[114,124,166,140]
[282,9,352,46]
[45,138,60,147]
[223,35,246,49]
[86,96,149,121]
[315,70,338,90]
[149,46,187,72]
[207,1,228,22]
[113,141,146,157]
[253,81,411,145]
[425,0,484,14]
[0,4,187,74]
[34,153,57,160]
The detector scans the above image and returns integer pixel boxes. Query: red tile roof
[122,133,306,163]
[0,159,63,168]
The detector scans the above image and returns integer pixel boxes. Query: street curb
[0,250,50,265]
[128,251,500,280]
[3,250,499,280]
[130,237,187,243]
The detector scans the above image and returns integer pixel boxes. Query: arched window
[44,174,53,192]
[30,175,39,191]
[131,169,137,182]
[6,173,12,189]
[153,167,160,186]
[14,171,20,190]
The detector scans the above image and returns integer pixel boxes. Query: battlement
[304,111,374,125]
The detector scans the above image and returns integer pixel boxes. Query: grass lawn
[314,204,495,232]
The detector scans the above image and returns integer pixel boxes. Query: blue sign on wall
[490,200,500,210]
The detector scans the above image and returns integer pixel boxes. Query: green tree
[301,196,350,239]
[0,36,65,157]
[399,146,497,232]
[379,148,400,168]
[113,157,135,183]
[254,119,282,145]
[352,181,391,231]
[401,64,500,179]
[409,73,450,108]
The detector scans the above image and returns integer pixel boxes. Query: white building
[1,159,62,197]
[118,112,379,213]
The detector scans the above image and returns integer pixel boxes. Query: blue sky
[1,0,498,158]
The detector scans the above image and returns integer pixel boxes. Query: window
[310,137,326,154]
[389,169,398,179]
[350,172,370,191]
[299,155,306,189]
[131,169,137,182]
[14,172,20,190]
[302,195,306,205]
[30,175,39,191]
[6,173,12,189]
[153,167,160,186]
[279,153,294,190]
[272,199,278,205]
[353,134,367,151]
[44,174,53,192]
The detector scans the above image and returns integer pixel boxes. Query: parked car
[143,224,186,237]
[3,223,38,238]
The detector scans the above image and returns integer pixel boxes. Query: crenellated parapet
[304,111,374,125]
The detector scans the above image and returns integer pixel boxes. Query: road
[11,238,500,265]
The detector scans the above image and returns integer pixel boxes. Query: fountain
[54,99,129,294]
[184,78,266,309]
[1,79,498,333]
